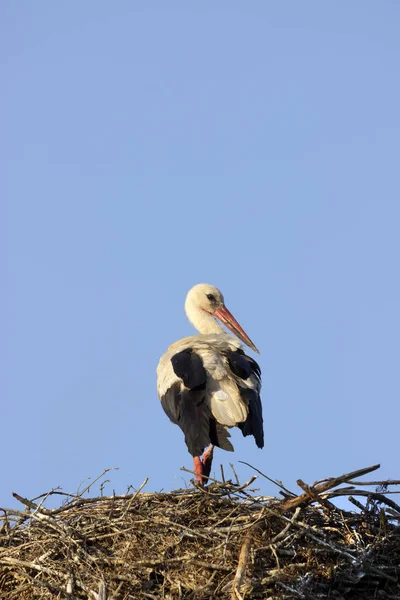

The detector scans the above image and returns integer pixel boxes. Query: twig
[239,461,296,496]
[269,507,302,544]
[345,479,400,486]
[12,493,51,515]
[220,464,226,484]
[230,463,240,485]
[323,488,400,513]
[231,530,252,600]
[296,479,337,511]
[280,464,380,511]
[75,467,119,499]
[348,496,366,512]
[313,464,380,486]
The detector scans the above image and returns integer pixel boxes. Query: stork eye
[206,293,216,302]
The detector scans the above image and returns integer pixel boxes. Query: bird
[156,283,263,485]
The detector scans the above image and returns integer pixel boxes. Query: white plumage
[157,333,260,426]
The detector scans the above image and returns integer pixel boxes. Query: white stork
[157,284,263,485]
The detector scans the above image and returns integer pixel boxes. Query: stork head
[185,283,259,354]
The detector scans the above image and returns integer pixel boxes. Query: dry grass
[1,463,399,599]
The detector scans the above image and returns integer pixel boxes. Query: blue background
[2,2,399,506]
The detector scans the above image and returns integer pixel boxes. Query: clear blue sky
[2,2,399,507]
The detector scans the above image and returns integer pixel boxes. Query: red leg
[202,444,214,481]
[193,456,204,485]
[193,445,215,486]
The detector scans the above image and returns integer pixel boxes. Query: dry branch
[279,463,380,511]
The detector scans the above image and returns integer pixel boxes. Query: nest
[1,463,399,599]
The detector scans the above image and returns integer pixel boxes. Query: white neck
[185,303,224,335]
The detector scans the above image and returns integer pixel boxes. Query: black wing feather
[225,349,264,449]
[237,389,264,448]
[171,349,207,390]
[161,348,234,456]
[161,382,212,456]
[227,351,252,380]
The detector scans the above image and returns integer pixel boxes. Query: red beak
[214,305,259,354]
